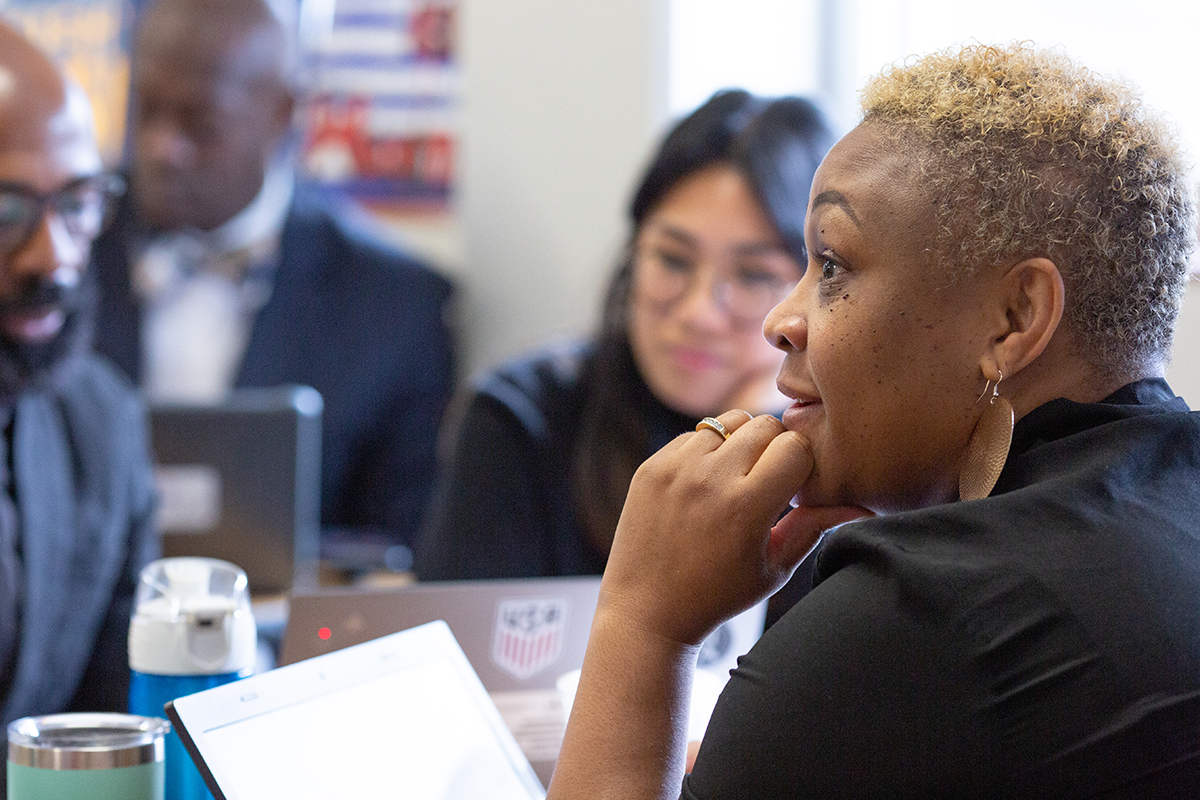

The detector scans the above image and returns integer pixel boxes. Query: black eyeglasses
[0,173,126,257]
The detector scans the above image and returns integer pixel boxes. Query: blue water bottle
[128,557,257,800]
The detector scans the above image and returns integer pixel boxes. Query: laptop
[166,620,545,800]
[279,576,768,784]
[148,385,323,595]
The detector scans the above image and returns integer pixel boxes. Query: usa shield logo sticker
[491,597,568,680]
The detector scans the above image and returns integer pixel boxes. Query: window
[668,0,1200,162]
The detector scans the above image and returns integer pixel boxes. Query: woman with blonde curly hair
[547,43,1200,798]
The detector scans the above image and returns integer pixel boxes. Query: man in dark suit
[90,0,457,567]
[0,19,158,741]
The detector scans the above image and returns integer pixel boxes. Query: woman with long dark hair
[415,90,835,601]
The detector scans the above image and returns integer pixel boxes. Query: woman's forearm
[547,412,866,797]
[548,604,700,800]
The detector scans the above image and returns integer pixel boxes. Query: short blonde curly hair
[860,42,1195,379]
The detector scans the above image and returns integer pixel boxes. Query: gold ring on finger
[695,417,730,440]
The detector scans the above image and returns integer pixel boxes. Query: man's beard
[0,276,96,399]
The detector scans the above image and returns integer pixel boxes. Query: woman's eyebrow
[645,222,699,247]
[811,190,860,227]
[731,241,788,257]
[649,222,786,256]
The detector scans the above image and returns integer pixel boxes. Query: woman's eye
[734,265,779,288]
[657,251,692,273]
[821,258,838,281]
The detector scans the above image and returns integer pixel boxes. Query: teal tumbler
[7,713,169,800]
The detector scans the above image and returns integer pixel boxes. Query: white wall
[1170,281,1200,404]
[668,0,820,115]
[448,0,669,377]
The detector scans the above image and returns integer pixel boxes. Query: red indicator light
[318,627,332,640]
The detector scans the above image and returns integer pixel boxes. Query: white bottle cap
[128,557,258,675]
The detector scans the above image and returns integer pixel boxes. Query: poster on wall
[301,0,457,212]
[0,0,133,166]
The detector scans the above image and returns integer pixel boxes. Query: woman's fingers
[690,408,757,447]
[659,408,755,457]
[745,427,811,495]
[688,412,788,476]
[769,503,873,573]
[605,408,860,646]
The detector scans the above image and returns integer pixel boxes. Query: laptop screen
[149,385,323,595]
[167,621,545,800]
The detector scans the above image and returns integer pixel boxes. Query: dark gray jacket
[0,356,158,725]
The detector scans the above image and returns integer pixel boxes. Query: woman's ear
[988,257,1065,377]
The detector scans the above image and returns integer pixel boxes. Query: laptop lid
[282,576,765,686]
[149,385,323,595]
[280,576,767,785]
[281,577,601,690]
[166,620,545,800]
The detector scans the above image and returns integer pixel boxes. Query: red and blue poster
[301,0,457,210]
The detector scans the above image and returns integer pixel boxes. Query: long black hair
[572,89,836,554]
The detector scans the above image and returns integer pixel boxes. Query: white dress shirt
[136,162,295,402]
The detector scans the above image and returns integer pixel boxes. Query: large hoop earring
[959,369,1014,502]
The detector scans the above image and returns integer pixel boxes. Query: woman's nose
[673,268,734,329]
[763,282,807,352]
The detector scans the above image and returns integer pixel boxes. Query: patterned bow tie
[134,232,281,305]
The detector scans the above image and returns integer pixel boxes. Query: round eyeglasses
[632,242,800,324]
[0,172,126,258]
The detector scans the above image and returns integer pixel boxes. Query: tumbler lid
[129,556,257,674]
[133,557,252,620]
[7,713,169,770]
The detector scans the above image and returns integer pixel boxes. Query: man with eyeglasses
[0,18,157,754]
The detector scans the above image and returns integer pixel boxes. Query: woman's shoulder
[475,339,592,405]
[800,485,1200,792]
[466,339,595,438]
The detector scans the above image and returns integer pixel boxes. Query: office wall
[1169,282,1200,405]
[449,0,670,378]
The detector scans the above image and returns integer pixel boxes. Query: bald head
[0,17,101,203]
[131,0,297,231]
[0,21,98,157]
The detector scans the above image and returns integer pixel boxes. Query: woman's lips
[781,397,821,431]
[669,345,722,373]
[783,397,820,509]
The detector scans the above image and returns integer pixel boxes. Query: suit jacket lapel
[237,196,327,388]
